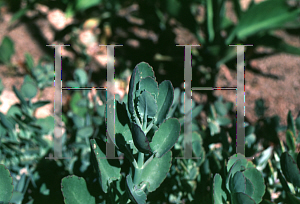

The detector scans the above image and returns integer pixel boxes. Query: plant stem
[124,145,138,168]
[134,152,144,184]
[137,152,144,168]
[143,112,147,131]
[144,120,154,135]
[134,112,142,128]
[111,181,122,199]
[108,185,115,203]
[180,160,188,173]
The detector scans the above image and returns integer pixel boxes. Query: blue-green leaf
[0,164,14,203]
[90,139,121,193]
[243,168,265,203]
[212,173,227,204]
[113,100,138,153]
[281,152,300,188]
[138,151,172,192]
[76,126,94,138]
[24,53,34,71]
[232,192,256,204]
[155,80,174,126]
[138,77,158,99]
[0,112,14,130]
[21,82,38,99]
[131,123,151,154]
[287,110,297,138]
[230,171,246,194]
[0,36,14,64]
[73,68,88,87]
[61,175,95,204]
[227,153,255,172]
[287,129,296,152]
[150,118,180,158]
[126,174,146,204]
[245,177,255,198]
[137,91,157,119]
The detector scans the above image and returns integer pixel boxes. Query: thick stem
[133,152,144,184]
[143,112,147,131]
[111,181,122,199]
[138,152,144,168]
[144,120,154,135]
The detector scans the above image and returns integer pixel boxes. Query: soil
[0,1,299,145]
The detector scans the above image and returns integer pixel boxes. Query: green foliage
[0,0,299,201]
[58,62,206,203]
[90,139,121,193]
[0,56,298,203]
[0,164,14,203]
[25,54,54,90]
[0,74,55,203]
[0,36,14,65]
[213,153,265,204]
[61,175,96,204]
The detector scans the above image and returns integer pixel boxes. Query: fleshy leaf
[243,167,266,203]
[135,62,155,80]
[287,110,297,138]
[128,62,156,125]
[131,123,151,154]
[76,126,94,138]
[229,171,246,194]
[13,86,27,105]
[128,67,139,122]
[226,159,242,193]
[192,132,206,166]
[61,175,96,204]
[113,100,138,153]
[138,77,158,99]
[231,192,256,204]
[137,90,157,119]
[287,192,300,204]
[137,151,172,192]
[245,177,255,198]
[150,118,180,158]
[212,173,227,204]
[126,174,147,204]
[155,80,174,126]
[166,87,180,119]
[73,68,88,87]
[286,129,296,152]
[0,36,15,64]
[227,153,255,172]
[280,152,300,188]
[0,112,14,130]
[0,164,14,203]
[90,139,121,193]
[277,169,291,193]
